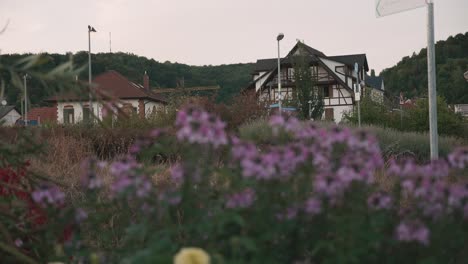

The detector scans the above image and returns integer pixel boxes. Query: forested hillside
[380,32,468,104]
[0,52,253,108]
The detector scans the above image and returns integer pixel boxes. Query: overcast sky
[1,0,467,73]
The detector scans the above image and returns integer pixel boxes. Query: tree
[405,96,465,138]
[291,42,324,120]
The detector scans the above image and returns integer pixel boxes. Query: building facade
[247,42,369,123]
[0,106,21,126]
[46,71,167,124]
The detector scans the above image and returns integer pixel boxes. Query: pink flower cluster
[388,156,468,220]
[367,191,393,210]
[396,220,430,246]
[176,106,228,148]
[31,184,65,208]
[225,187,256,209]
[109,155,152,199]
[231,114,384,203]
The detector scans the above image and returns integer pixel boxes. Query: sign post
[354,62,362,127]
[376,0,439,160]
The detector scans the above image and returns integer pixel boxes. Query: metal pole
[88,29,92,123]
[400,103,403,130]
[427,1,438,159]
[23,74,28,127]
[356,65,361,128]
[277,40,282,113]
[357,100,361,127]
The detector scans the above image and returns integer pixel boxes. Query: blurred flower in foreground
[174,247,210,264]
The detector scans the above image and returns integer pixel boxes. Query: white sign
[376,0,428,18]
[355,92,361,102]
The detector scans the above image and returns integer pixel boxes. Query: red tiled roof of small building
[46,70,167,103]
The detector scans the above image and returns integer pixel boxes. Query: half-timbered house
[247,42,369,123]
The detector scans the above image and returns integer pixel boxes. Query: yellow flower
[174,247,210,264]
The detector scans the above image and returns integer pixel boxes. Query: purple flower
[14,239,23,248]
[396,220,430,246]
[304,197,322,215]
[226,188,256,209]
[75,208,88,223]
[31,184,65,208]
[175,106,227,148]
[367,191,392,210]
[448,147,468,169]
[80,157,103,190]
[170,163,184,184]
[276,206,299,221]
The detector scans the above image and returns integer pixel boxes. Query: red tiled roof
[25,107,57,123]
[46,70,167,103]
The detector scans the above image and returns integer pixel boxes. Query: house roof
[0,106,18,119]
[328,54,369,72]
[365,74,384,91]
[288,42,326,57]
[253,57,318,72]
[25,107,57,122]
[46,70,167,103]
[253,42,368,73]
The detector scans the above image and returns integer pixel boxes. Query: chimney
[143,71,149,90]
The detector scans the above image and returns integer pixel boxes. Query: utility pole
[427,1,438,159]
[23,74,28,127]
[88,25,96,123]
[277,33,284,113]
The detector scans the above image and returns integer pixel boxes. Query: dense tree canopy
[381,32,468,104]
[0,52,253,108]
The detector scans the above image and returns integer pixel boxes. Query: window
[323,86,332,98]
[82,106,93,123]
[63,107,74,124]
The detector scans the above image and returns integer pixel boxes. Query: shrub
[3,106,468,263]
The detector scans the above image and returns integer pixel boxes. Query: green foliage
[344,93,467,140]
[381,32,468,104]
[404,96,465,138]
[0,52,253,109]
[291,43,324,120]
[343,92,389,127]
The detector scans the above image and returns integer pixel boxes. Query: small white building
[364,72,385,104]
[454,104,468,119]
[247,41,369,123]
[0,106,21,126]
[46,71,167,124]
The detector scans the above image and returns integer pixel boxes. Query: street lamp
[88,25,97,122]
[23,74,29,127]
[308,100,312,120]
[354,63,364,127]
[277,33,284,113]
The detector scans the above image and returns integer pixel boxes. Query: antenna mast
[109,32,112,53]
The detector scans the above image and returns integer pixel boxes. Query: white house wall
[255,72,272,93]
[57,99,146,124]
[323,105,353,123]
[1,110,21,126]
[144,101,165,118]
[318,58,349,88]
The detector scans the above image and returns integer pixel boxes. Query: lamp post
[277,33,284,113]
[354,63,363,127]
[308,100,312,120]
[88,25,97,122]
[23,74,29,127]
